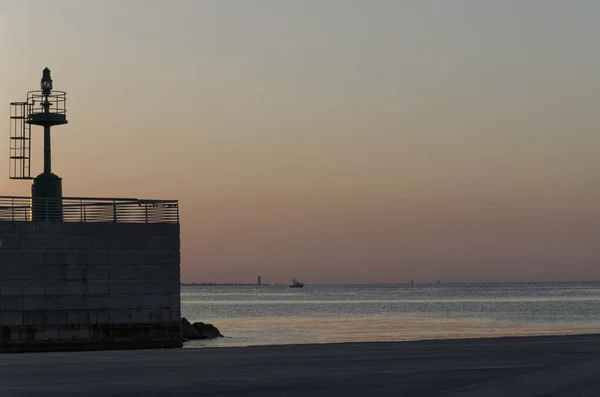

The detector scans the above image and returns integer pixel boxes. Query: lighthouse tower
[9,68,68,220]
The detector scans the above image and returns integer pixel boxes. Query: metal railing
[26,90,67,118]
[0,196,179,224]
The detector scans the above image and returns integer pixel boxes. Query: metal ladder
[9,102,32,179]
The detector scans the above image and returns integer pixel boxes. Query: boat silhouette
[289,278,304,288]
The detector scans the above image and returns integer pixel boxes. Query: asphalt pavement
[1,334,600,396]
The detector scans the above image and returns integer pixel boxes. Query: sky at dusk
[1,1,600,284]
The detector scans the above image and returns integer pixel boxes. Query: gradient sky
[2,1,600,284]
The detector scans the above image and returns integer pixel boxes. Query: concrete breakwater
[0,221,181,352]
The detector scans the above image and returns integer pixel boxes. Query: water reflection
[182,283,600,347]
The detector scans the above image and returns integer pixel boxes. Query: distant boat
[289,278,304,288]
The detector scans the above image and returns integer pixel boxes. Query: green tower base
[31,173,63,222]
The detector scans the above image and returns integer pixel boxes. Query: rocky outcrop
[192,322,223,339]
[181,317,223,341]
[181,317,201,340]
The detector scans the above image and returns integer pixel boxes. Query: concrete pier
[1,334,600,396]
[0,221,181,351]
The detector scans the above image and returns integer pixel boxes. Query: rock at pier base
[181,317,223,341]
[181,318,201,341]
[193,322,224,339]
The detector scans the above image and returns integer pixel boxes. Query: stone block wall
[0,222,181,352]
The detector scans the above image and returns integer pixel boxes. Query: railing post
[145,203,148,223]
[80,199,83,223]
[11,198,14,221]
[113,199,117,223]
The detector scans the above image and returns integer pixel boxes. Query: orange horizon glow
[2,1,600,284]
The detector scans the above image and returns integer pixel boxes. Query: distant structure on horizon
[258,276,262,285]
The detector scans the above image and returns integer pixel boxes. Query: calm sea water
[181,282,600,348]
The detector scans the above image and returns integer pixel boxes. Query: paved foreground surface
[2,334,600,396]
